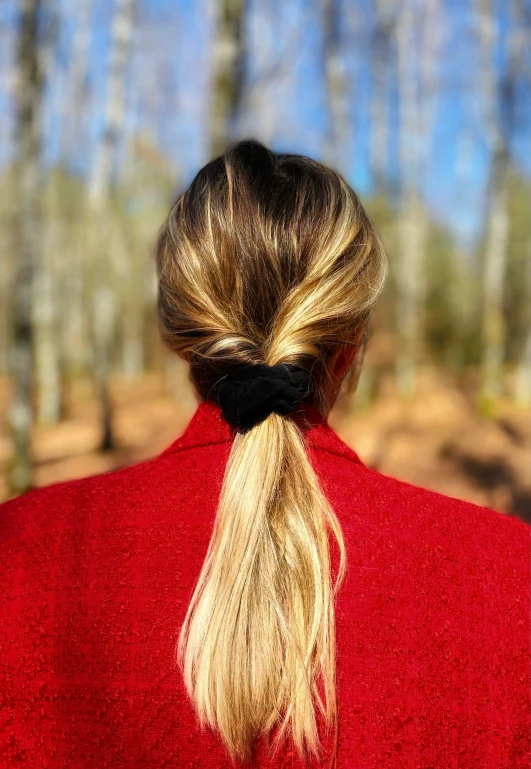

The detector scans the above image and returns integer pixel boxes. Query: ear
[331,324,366,380]
[332,345,359,380]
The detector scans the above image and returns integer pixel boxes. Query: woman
[0,140,529,768]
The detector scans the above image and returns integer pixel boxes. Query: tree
[87,0,136,451]
[394,0,441,395]
[370,0,395,189]
[513,2,531,406]
[515,242,531,406]
[34,1,61,425]
[322,0,350,169]
[9,0,45,493]
[477,0,524,403]
[58,0,93,379]
[211,0,246,157]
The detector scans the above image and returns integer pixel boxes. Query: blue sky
[0,0,529,247]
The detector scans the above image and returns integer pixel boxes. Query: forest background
[1,0,530,522]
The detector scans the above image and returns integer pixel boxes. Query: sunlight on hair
[155,139,387,763]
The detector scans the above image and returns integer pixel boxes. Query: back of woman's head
[156,140,387,764]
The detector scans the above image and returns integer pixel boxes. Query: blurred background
[0,0,530,520]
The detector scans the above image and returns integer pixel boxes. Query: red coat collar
[159,398,365,467]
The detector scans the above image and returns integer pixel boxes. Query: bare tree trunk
[210,0,245,157]
[395,0,440,395]
[451,130,479,370]
[88,0,135,206]
[59,0,93,380]
[62,0,92,165]
[480,148,510,400]
[477,0,525,402]
[322,0,349,169]
[34,232,62,424]
[370,0,394,189]
[120,223,144,379]
[395,0,420,395]
[513,2,531,405]
[476,0,507,401]
[515,242,531,406]
[0,29,16,377]
[88,0,135,451]
[9,0,44,493]
[0,177,14,377]
[34,5,61,425]
[515,334,531,407]
[395,191,427,395]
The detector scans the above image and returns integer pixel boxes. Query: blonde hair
[155,140,387,763]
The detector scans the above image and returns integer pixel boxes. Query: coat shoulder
[312,446,530,572]
[0,453,162,546]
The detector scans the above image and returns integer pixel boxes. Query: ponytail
[177,411,346,763]
[156,138,387,763]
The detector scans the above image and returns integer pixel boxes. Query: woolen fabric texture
[209,362,312,432]
[0,399,529,768]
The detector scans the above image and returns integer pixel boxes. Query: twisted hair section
[155,140,387,763]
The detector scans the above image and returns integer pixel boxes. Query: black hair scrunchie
[210,363,311,433]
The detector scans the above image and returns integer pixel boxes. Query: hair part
[155,140,387,763]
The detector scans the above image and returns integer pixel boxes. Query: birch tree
[59,0,93,378]
[322,0,350,169]
[477,0,526,402]
[62,0,92,166]
[515,241,531,406]
[514,5,531,406]
[370,0,395,189]
[9,0,45,492]
[87,0,135,450]
[0,24,16,377]
[34,1,61,425]
[476,0,509,402]
[211,0,246,157]
[395,0,441,395]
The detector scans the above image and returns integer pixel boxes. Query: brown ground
[1,365,530,523]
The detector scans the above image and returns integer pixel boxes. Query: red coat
[1,399,530,768]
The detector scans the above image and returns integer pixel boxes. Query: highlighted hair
[155,140,387,763]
